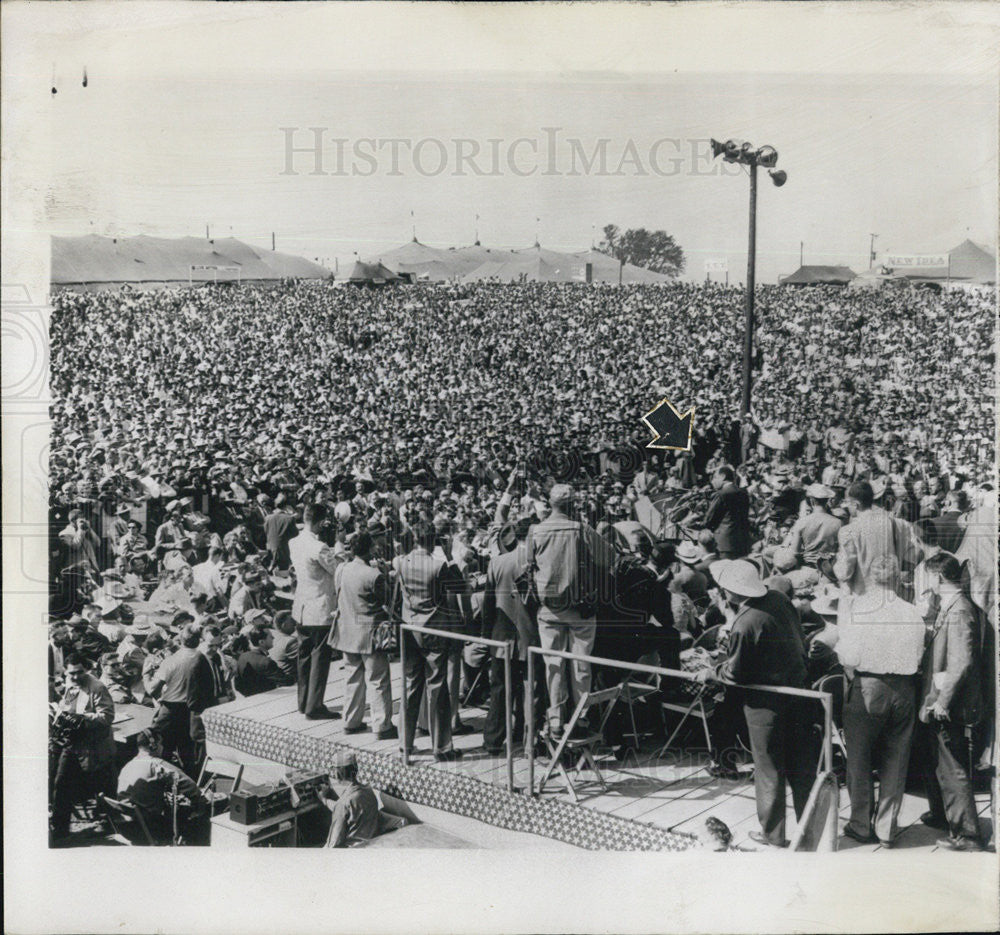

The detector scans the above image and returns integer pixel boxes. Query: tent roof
[52,235,331,285]
[780,265,857,285]
[346,260,401,282]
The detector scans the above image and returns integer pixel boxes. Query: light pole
[869,233,878,270]
[710,139,787,415]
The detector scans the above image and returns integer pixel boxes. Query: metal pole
[504,639,515,792]
[800,240,803,267]
[742,161,758,415]
[822,695,834,774]
[399,627,409,767]
[527,648,536,795]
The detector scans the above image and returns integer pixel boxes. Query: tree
[597,224,685,278]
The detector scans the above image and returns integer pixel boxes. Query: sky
[7,2,999,284]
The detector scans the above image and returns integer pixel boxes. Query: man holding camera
[50,653,116,843]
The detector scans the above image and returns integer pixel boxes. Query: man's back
[529,514,607,613]
[265,511,297,551]
[156,646,213,710]
[792,511,842,563]
[834,508,914,597]
[704,483,752,555]
[327,782,380,847]
[289,528,339,626]
[395,548,451,627]
[235,648,283,696]
[721,590,808,694]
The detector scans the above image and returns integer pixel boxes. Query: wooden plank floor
[210,657,994,852]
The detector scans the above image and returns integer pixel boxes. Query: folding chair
[98,794,158,846]
[812,673,848,766]
[536,686,622,803]
[614,678,661,747]
[658,684,714,757]
[197,756,244,815]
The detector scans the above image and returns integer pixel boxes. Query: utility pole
[869,233,878,270]
[800,240,804,267]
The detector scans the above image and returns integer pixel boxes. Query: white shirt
[192,558,227,600]
[836,589,926,675]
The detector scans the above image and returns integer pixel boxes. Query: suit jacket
[57,674,116,772]
[932,511,965,555]
[394,547,464,630]
[921,589,982,725]
[703,483,752,555]
[330,557,389,655]
[482,543,537,660]
[264,511,297,556]
[289,527,340,629]
[234,648,286,696]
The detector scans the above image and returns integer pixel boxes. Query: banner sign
[704,259,728,272]
[884,254,948,269]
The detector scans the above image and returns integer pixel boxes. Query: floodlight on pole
[709,138,788,415]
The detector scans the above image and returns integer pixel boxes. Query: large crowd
[47,278,996,850]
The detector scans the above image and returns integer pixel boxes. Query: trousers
[51,750,114,836]
[296,626,332,716]
[843,673,916,843]
[744,697,817,846]
[924,719,981,842]
[537,607,596,732]
[152,701,200,776]
[343,651,392,733]
[401,628,453,754]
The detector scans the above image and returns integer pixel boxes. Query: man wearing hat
[672,541,709,608]
[784,484,842,569]
[701,559,814,848]
[317,751,380,848]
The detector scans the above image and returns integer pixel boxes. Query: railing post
[504,639,515,793]
[527,647,536,796]
[821,693,834,775]
[399,625,409,767]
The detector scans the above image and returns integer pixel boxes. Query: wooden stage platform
[203,657,994,852]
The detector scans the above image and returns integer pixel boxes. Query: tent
[779,265,857,287]
[947,239,995,283]
[850,240,995,289]
[345,259,403,285]
[51,235,332,291]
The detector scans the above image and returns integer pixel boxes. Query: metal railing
[398,623,517,791]
[526,645,834,797]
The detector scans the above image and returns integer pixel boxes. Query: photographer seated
[117,729,209,844]
[318,752,380,848]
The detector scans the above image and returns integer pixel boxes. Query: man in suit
[932,489,968,556]
[702,465,753,559]
[234,627,286,696]
[699,560,814,848]
[395,521,463,761]
[289,503,341,720]
[330,531,396,739]
[263,494,297,572]
[50,653,116,843]
[918,553,985,851]
[480,518,540,754]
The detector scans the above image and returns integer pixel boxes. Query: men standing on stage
[289,502,341,720]
[703,465,753,559]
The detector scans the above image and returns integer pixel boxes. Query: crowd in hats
[46,279,994,849]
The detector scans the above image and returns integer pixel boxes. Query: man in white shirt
[837,554,926,847]
[191,546,228,606]
[289,502,342,720]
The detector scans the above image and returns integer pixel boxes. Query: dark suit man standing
[918,553,985,851]
[330,532,396,739]
[480,518,539,754]
[263,494,298,572]
[395,522,462,761]
[703,465,753,559]
[700,560,813,848]
[289,503,340,720]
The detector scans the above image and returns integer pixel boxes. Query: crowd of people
[47,278,995,850]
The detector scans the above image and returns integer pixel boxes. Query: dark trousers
[152,701,199,776]
[296,626,332,716]
[744,697,817,846]
[51,750,114,836]
[707,688,749,768]
[925,720,981,842]
[843,674,916,842]
[401,628,452,754]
